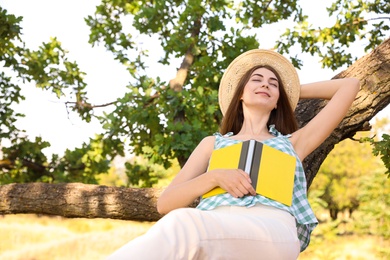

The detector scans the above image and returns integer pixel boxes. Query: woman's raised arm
[291,78,360,161]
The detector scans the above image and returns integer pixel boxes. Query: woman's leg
[107,207,210,260]
[107,204,300,260]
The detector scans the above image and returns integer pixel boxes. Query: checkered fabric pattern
[196,125,318,252]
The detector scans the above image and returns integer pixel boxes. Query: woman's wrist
[299,78,358,100]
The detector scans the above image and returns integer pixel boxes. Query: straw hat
[219,49,300,115]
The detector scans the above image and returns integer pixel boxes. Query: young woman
[108,49,360,259]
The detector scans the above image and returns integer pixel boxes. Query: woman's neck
[235,113,273,140]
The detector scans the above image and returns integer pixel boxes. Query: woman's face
[240,67,280,111]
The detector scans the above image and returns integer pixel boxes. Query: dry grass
[0,214,154,260]
[0,214,388,259]
[298,235,389,260]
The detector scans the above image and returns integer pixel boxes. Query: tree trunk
[297,37,390,188]
[1,38,389,222]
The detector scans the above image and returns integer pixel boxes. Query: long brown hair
[220,65,298,135]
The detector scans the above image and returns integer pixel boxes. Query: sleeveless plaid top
[196,125,318,252]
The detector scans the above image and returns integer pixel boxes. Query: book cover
[202,140,296,206]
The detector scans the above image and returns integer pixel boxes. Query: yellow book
[202,140,296,206]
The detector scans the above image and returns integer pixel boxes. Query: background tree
[355,165,390,240]
[0,0,389,220]
[309,119,388,221]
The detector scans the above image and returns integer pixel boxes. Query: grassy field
[0,214,388,260]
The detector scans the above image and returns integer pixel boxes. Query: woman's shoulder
[197,135,217,149]
[198,132,234,149]
[190,135,216,159]
[202,135,217,142]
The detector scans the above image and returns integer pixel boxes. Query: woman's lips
[255,91,270,97]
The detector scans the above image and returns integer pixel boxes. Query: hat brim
[219,49,300,115]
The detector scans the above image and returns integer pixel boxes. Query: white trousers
[107,204,300,260]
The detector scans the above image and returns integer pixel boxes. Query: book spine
[250,141,263,188]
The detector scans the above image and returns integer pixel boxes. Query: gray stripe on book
[250,141,263,188]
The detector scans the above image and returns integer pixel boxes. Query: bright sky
[1,0,389,156]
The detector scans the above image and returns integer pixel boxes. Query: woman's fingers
[236,169,257,196]
[218,169,256,198]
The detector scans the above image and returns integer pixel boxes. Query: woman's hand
[210,169,257,198]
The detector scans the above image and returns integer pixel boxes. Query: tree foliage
[361,132,390,178]
[309,120,387,220]
[0,1,389,186]
[356,169,390,239]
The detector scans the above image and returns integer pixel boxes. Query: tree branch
[169,17,202,92]
[0,183,164,221]
[0,183,199,221]
[65,100,118,109]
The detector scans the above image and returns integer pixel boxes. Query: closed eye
[251,73,278,87]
